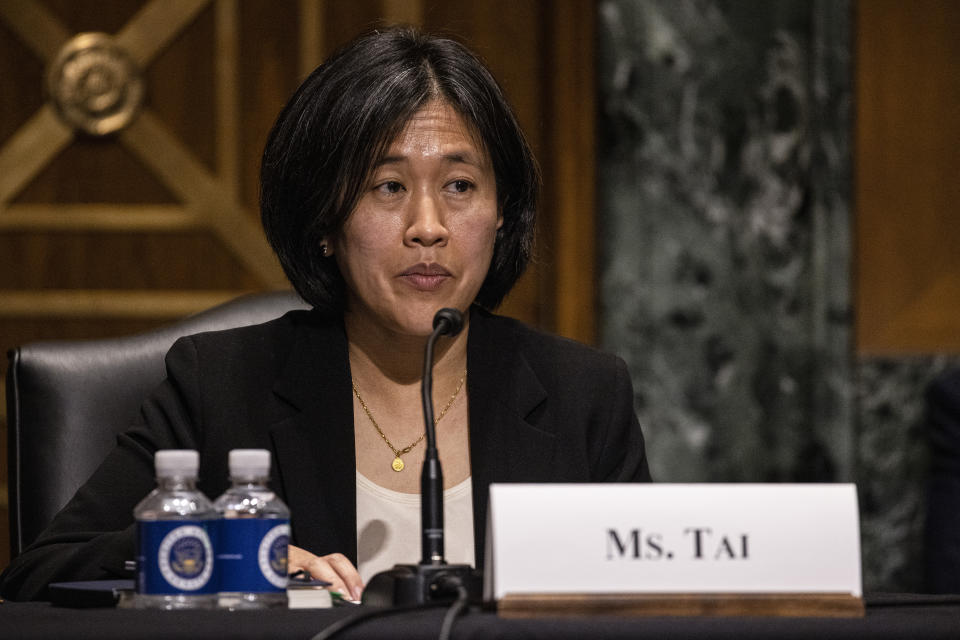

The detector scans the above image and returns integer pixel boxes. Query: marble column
[598,0,853,483]
[597,0,960,594]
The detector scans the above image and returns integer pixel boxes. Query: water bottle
[133,449,218,609]
[214,449,290,609]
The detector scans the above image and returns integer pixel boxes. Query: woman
[0,27,650,602]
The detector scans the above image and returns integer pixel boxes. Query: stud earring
[320,244,329,257]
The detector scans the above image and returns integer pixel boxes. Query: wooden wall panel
[17,140,178,202]
[0,0,597,571]
[0,18,45,145]
[238,2,301,210]
[44,0,141,34]
[542,1,596,341]
[144,2,218,172]
[856,0,960,353]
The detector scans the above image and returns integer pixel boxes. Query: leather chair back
[5,290,310,558]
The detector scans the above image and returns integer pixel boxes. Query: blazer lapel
[467,308,554,568]
[268,313,359,563]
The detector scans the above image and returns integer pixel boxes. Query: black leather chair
[5,290,310,559]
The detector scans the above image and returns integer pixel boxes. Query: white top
[356,471,475,584]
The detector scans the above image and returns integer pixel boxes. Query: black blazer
[924,367,960,593]
[1,307,650,601]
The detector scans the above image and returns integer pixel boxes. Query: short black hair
[260,27,540,315]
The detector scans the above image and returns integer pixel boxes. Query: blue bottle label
[137,521,216,595]
[217,519,289,592]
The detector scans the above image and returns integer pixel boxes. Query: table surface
[2,593,959,639]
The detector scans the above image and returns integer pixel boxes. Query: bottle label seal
[218,519,289,592]
[137,521,216,595]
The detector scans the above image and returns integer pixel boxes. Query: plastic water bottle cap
[229,449,271,477]
[154,449,199,478]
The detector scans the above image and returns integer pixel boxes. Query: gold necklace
[352,371,467,472]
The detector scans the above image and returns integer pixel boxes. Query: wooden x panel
[0,0,287,320]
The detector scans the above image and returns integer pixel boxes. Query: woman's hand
[288,544,364,601]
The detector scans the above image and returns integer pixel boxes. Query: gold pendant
[391,457,405,472]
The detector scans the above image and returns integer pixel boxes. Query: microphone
[432,307,464,336]
[361,308,482,607]
[421,308,463,566]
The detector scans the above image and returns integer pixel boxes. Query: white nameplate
[484,484,862,601]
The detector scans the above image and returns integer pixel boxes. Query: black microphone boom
[421,308,462,565]
[361,308,482,608]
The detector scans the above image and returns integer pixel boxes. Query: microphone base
[360,563,482,607]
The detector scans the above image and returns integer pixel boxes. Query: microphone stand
[361,309,482,607]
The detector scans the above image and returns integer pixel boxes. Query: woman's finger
[287,545,363,601]
[322,553,364,601]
